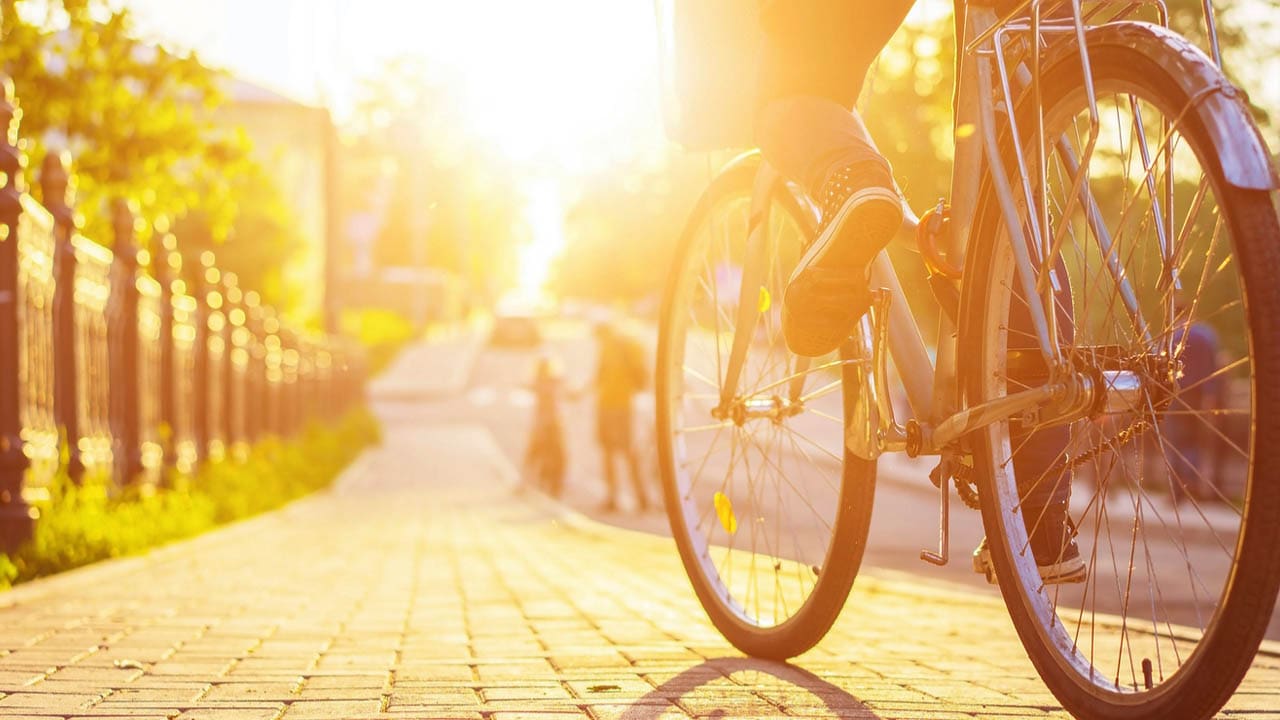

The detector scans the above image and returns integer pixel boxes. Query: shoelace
[818,164,868,229]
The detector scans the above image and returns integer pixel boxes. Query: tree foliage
[0,0,302,311]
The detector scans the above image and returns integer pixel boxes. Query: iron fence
[0,80,368,548]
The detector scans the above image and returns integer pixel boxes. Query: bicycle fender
[716,148,763,178]
[1082,22,1279,191]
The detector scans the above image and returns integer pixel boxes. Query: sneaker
[782,161,904,357]
[1027,500,1086,583]
[972,507,1086,585]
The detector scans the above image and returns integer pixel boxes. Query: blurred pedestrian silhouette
[593,322,651,513]
[524,355,567,498]
[1165,313,1223,503]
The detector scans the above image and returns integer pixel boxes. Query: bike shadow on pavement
[614,656,878,719]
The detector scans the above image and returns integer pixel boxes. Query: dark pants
[598,404,649,509]
[754,1,913,198]
[755,0,1055,197]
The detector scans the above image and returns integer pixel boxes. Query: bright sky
[121,0,1277,150]
[123,0,679,301]
[124,0,671,170]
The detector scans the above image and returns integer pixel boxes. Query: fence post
[190,251,212,465]
[43,150,84,485]
[221,272,240,453]
[0,80,33,549]
[298,340,313,426]
[242,290,263,443]
[153,224,178,475]
[263,310,282,436]
[280,329,298,436]
[110,198,143,485]
[332,345,348,415]
[312,345,325,422]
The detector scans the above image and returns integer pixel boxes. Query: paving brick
[0,382,1267,720]
[277,699,382,718]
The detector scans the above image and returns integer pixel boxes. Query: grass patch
[0,409,380,588]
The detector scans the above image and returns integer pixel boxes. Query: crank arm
[920,471,950,566]
[923,383,1060,452]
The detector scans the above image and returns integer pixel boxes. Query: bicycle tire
[655,152,876,660]
[962,25,1280,719]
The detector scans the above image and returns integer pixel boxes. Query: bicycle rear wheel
[656,153,876,659]
[964,28,1280,719]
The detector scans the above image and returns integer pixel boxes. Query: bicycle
[654,2,1280,718]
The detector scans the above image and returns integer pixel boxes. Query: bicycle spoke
[979,72,1255,700]
[664,174,852,632]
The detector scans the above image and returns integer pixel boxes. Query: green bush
[0,409,380,587]
[339,308,418,376]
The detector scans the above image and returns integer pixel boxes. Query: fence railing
[0,81,367,549]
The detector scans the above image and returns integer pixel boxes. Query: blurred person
[1164,314,1224,503]
[593,322,651,513]
[525,355,567,498]
[671,0,1081,582]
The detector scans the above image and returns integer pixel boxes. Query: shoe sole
[973,543,1087,585]
[783,188,903,357]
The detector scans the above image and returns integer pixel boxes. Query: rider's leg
[754,1,915,357]
[991,263,1084,582]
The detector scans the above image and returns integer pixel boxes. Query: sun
[510,179,566,307]
[351,1,668,301]
[363,0,665,174]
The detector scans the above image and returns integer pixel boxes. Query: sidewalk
[0,356,1275,718]
[367,323,484,400]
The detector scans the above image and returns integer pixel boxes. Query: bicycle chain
[931,417,1152,511]
[930,459,982,510]
[1048,417,1153,477]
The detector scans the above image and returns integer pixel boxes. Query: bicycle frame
[721,0,1241,465]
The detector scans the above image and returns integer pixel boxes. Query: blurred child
[524,355,567,498]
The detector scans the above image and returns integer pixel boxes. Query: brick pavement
[0,394,1277,718]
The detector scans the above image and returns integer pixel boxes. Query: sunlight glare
[373,0,664,174]
[513,179,566,306]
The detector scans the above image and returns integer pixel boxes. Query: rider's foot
[973,503,1086,585]
[783,161,903,357]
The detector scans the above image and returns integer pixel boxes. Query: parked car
[488,313,543,348]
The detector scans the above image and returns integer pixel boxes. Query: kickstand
[920,469,950,566]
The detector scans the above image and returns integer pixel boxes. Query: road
[441,316,1278,649]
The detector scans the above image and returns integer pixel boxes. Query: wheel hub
[713,395,803,426]
[1035,350,1178,427]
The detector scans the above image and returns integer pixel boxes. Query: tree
[0,0,303,312]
